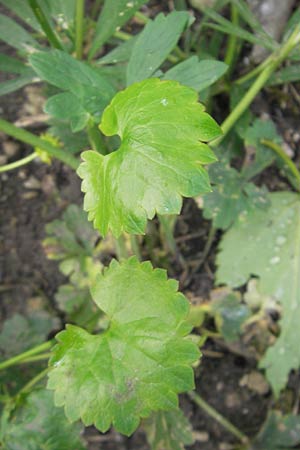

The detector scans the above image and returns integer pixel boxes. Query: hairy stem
[28,0,63,50]
[0,119,78,169]
[75,0,85,59]
[261,139,300,192]
[0,341,53,372]
[212,23,300,146]
[188,391,249,443]
[0,151,38,173]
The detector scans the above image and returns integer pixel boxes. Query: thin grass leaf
[0,14,39,51]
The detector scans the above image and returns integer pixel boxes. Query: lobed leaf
[1,389,86,450]
[30,50,116,123]
[216,192,300,394]
[78,78,220,237]
[202,159,270,230]
[48,257,200,436]
[144,408,194,450]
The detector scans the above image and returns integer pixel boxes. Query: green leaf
[48,257,200,436]
[202,159,270,230]
[144,408,194,450]
[0,313,58,360]
[127,11,190,85]
[251,410,300,450]
[30,50,115,120]
[203,7,277,51]
[43,204,98,263]
[216,192,300,394]
[78,78,220,237]
[89,0,147,59]
[0,74,36,97]
[1,389,86,450]
[212,293,251,341]
[0,0,45,31]
[242,118,282,180]
[45,92,89,132]
[48,121,89,154]
[0,14,38,51]
[163,57,228,92]
[0,54,29,74]
[97,36,138,65]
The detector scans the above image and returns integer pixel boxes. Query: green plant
[1,0,300,448]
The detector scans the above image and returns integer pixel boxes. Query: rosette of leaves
[48,258,200,436]
[78,78,220,237]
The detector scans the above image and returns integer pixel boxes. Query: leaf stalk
[0,119,78,169]
[212,23,300,146]
[27,0,63,50]
[0,151,38,173]
[0,341,53,372]
[188,391,249,443]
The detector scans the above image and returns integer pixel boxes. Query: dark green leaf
[242,118,282,180]
[45,92,89,132]
[1,389,86,450]
[212,293,251,341]
[163,56,228,92]
[43,204,98,263]
[90,0,147,58]
[0,54,29,74]
[0,74,36,97]
[0,313,58,360]
[251,410,300,449]
[216,192,300,394]
[203,160,270,230]
[267,64,300,86]
[144,408,194,450]
[30,50,115,120]
[48,122,89,154]
[78,78,220,236]
[127,11,190,85]
[0,14,38,51]
[97,36,138,65]
[48,258,200,436]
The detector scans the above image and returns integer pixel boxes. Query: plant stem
[87,120,108,154]
[115,235,130,260]
[19,353,52,365]
[188,391,249,443]
[0,151,38,173]
[130,236,142,260]
[28,0,63,50]
[0,341,53,372]
[75,0,85,59]
[17,368,49,396]
[0,119,78,169]
[261,139,300,192]
[212,23,300,146]
[224,3,239,77]
[234,57,270,85]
